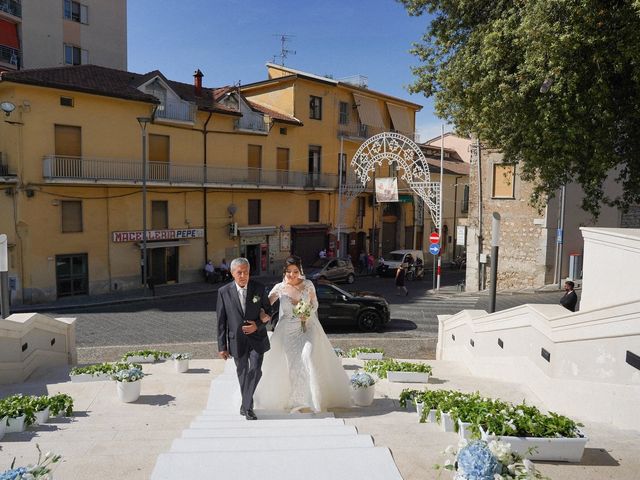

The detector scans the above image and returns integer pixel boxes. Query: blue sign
[556,228,563,244]
[429,243,441,255]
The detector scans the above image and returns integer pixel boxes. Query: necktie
[239,287,246,314]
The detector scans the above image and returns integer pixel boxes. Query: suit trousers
[234,347,264,410]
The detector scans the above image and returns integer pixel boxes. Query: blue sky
[127,0,444,142]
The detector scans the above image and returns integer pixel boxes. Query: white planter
[415,401,424,420]
[424,408,437,423]
[124,354,156,363]
[0,416,6,440]
[6,414,26,433]
[174,359,189,373]
[458,419,473,440]
[387,371,430,383]
[356,352,384,360]
[440,411,456,432]
[351,385,375,406]
[116,380,141,403]
[70,372,112,382]
[481,427,588,462]
[34,407,50,426]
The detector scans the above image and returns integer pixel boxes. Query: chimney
[193,69,203,96]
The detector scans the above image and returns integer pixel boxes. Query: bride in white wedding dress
[254,256,352,412]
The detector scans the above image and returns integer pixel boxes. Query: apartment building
[0,0,126,71]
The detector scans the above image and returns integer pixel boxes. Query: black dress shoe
[240,406,246,416]
[245,409,257,420]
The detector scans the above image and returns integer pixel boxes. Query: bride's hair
[283,255,304,276]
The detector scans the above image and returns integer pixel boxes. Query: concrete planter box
[415,401,424,420]
[351,385,375,406]
[387,371,430,383]
[458,419,473,440]
[6,414,26,433]
[70,372,112,382]
[439,411,456,432]
[174,359,189,373]
[481,427,588,462]
[356,352,384,360]
[0,416,6,440]
[116,380,142,403]
[124,355,156,363]
[34,407,50,426]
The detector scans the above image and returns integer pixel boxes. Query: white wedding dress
[254,279,352,412]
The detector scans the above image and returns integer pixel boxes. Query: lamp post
[137,117,151,291]
[0,234,9,319]
[489,212,501,313]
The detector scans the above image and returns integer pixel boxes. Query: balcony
[0,0,21,18]
[42,155,338,190]
[0,44,19,68]
[155,101,197,123]
[0,153,16,181]
[234,111,269,134]
[337,122,419,142]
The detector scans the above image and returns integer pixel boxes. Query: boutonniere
[252,294,260,304]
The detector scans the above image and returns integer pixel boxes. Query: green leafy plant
[364,359,432,378]
[70,361,142,376]
[348,347,384,357]
[121,350,170,362]
[170,353,192,360]
[0,394,35,425]
[48,394,74,417]
[398,388,421,408]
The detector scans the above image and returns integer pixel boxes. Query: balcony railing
[0,44,19,67]
[337,122,419,142]
[0,0,21,17]
[235,111,268,133]
[155,101,197,123]
[42,155,338,189]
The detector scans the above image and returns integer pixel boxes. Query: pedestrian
[560,280,578,312]
[219,258,230,281]
[318,248,327,259]
[204,260,215,283]
[359,251,367,273]
[367,253,375,275]
[395,263,408,296]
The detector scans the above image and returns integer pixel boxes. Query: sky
[126,0,444,142]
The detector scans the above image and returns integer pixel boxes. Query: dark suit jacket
[217,279,271,357]
[560,290,578,312]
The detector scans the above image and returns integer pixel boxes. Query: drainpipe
[202,112,212,263]
[452,175,463,259]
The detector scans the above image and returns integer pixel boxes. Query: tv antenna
[272,34,296,66]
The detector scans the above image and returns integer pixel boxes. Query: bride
[254,255,352,412]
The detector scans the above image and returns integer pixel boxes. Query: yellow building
[0,62,467,305]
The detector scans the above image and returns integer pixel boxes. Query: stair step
[190,418,344,429]
[170,434,374,452]
[198,409,335,420]
[151,447,403,480]
[182,425,357,438]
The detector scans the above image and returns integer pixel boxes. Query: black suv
[315,282,390,332]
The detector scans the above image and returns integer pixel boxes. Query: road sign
[429,232,440,244]
[429,243,441,255]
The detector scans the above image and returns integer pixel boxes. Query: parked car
[315,282,390,332]
[378,249,425,279]
[307,257,356,284]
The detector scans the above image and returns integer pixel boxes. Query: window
[277,147,290,184]
[64,44,87,65]
[461,185,469,213]
[248,199,261,225]
[308,145,321,187]
[279,127,287,135]
[64,0,88,23]
[60,97,74,107]
[492,163,516,198]
[339,101,349,125]
[61,200,82,233]
[56,253,88,297]
[309,95,322,120]
[149,134,170,181]
[309,200,320,222]
[54,125,81,156]
[248,144,262,183]
[337,153,347,185]
[357,197,365,229]
[151,201,168,229]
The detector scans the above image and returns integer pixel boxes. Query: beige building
[0,0,127,72]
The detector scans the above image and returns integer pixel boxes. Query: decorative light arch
[341,132,441,227]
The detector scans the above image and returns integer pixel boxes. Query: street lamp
[137,117,151,291]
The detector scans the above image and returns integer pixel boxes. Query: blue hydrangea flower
[0,466,28,480]
[456,441,502,480]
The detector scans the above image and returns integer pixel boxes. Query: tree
[399,0,640,216]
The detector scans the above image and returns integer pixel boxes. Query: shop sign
[240,235,266,246]
[112,229,204,243]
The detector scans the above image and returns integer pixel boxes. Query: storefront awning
[136,241,190,249]
[386,102,412,135]
[353,93,384,128]
[238,226,278,236]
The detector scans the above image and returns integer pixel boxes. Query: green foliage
[121,350,171,361]
[48,394,74,417]
[0,393,75,425]
[364,359,432,378]
[347,347,384,357]
[70,361,142,376]
[399,0,640,216]
[398,388,421,408]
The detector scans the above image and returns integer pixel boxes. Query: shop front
[291,224,328,266]
[238,226,278,275]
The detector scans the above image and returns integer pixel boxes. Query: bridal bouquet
[292,300,312,332]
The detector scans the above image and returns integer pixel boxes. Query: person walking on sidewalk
[395,263,408,296]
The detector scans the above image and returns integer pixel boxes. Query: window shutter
[61,200,83,233]
[80,4,88,24]
[81,48,89,65]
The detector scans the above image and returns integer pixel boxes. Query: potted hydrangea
[0,444,62,480]
[171,352,192,373]
[349,371,377,406]
[112,367,145,403]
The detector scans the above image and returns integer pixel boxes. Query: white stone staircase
[150,360,403,479]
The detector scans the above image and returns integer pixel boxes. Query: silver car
[307,258,356,284]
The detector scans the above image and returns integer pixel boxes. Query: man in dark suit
[217,257,272,420]
[560,280,578,312]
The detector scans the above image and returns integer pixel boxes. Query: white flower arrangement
[292,299,312,332]
[0,444,61,480]
[350,371,377,389]
[437,439,550,480]
[111,367,144,383]
[171,353,192,360]
[252,294,261,304]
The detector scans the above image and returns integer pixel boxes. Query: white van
[378,249,425,277]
